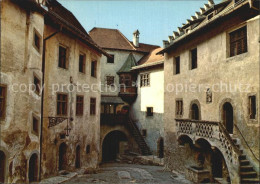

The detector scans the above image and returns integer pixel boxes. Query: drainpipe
[39,27,61,181]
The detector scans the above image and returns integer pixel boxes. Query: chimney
[133,29,140,47]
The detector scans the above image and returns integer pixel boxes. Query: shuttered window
[230,26,247,57]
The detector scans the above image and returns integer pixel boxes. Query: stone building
[158,0,259,183]
[0,0,107,182]
[89,28,164,161]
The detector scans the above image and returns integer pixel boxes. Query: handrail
[175,118,219,125]
[218,122,240,154]
[234,124,259,162]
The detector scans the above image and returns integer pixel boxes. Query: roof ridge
[116,29,137,51]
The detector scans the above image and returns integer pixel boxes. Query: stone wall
[164,12,259,183]
[41,25,101,178]
[0,1,44,183]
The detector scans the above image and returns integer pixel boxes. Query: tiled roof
[89,28,159,53]
[138,48,164,66]
[117,53,137,73]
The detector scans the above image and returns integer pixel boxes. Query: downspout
[39,28,61,181]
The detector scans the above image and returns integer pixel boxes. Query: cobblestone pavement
[64,163,192,184]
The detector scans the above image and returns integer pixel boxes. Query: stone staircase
[233,138,260,184]
[126,119,151,155]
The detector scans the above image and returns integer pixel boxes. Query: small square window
[32,116,39,135]
[91,60,97,77]
[107,55,114,63]
[190,48,197,70]
[79,54,86,73]
[33,75,41,95]
[106,76,115,86]
[249,96,256,119]
[58,46,68,69]
[146,107,153,117]
[90,98,96,115]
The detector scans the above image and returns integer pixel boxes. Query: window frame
[190,48,197,70]
[58,45,68,69]
[140,73,150,87]
[91,60,97,78]
[79,53,86,74]
[90,98,96,115]
[32,115,40,136]
[106,76,115,86]
[228,26,247,57]
[175,99,183,118]
[174,56,180,75]
[248,95,257,120]
[146,107,153,117]
[33,74,41,95]
[107,54,115,64]
[56,93,68,116]
[0,84,7,120]
[33,28,42,53]
[76,95,84,116]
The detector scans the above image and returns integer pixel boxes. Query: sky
[59,0,222,47]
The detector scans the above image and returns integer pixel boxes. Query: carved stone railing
[175,119,240,164]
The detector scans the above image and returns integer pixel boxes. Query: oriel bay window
[76,96,84,116]
[229,26,247,57]
[57,93,68,116]
[120,75,132,87]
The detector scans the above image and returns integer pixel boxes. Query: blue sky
[59,0,221,47]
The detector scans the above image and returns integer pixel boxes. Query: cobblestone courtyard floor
[64,163,192,184]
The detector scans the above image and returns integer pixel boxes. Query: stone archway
[102,130,128,162]
[0,151,6,183]
[29,153,38,183]
[189,100,201,120]
[75,145,80,168]
[59,142,67,170]
[222,102,234,134]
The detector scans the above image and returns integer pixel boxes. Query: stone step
[241,178,260,183]
[239,154,247,160]
[240,171,257,178]
[240,160,250,166]
[240,166,254,172]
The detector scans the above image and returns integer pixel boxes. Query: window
[174,56,180,75]
[176,100,183,117]
[142,129,147,137]
[190,48,197,70]
[229,26,247,57]
[33,75,41,95]
[91,60,97,77]
[57,93,68,116]
[90,98,96,115]
[0,85,7,119]
[60,133,66,139]
[107,55,114,63]
[146,107,153,117]
[140,73,150,87]
[86,145,90,154]
[58,46,68,69]
[32,116,39,135]
[249,96,256,119]
[102,104,115,114]
[79,54,86,73]
[106,76,114,86]
[76,96,84,116]
[33,29,41,52]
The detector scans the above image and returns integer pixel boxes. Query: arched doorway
[59,143,67,170]
[29,153,38,183]
[75,146,80,168]
[222,102,233,134]
[157,137,164,158]
[191,103,200,120]
[0,151,6,183]
[102,131,127,162]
